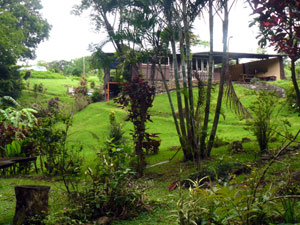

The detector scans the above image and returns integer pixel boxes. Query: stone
[228,141,244,153]
[242,137,251,143]
[96,216,111,225]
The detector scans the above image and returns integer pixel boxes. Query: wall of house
[228,58,282,81]
[229,64,243,81]
[138,63,171,81]
[245,58,281,80]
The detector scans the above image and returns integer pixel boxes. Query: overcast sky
[26,0,274,65]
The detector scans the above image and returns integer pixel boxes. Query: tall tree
[0,0,51,98]
[249,0,300,108]
[0,0,51,60]
[157,0,235,163]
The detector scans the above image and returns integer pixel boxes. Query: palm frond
[225,81,252,119]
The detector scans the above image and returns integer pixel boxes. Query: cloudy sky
[27,0,274,65]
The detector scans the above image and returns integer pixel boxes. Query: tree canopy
[0,0,51,98]
[0,0,51,61]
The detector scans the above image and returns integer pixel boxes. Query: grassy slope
[19,75,102,112]
[1,78,300,224]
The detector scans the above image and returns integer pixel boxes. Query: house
[18,65,48,72]
[103,52,285,101]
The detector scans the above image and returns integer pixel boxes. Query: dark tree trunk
[200,0,214,158]
[207,0,229,156]
[13,185,50,225]
[291,58,300,109]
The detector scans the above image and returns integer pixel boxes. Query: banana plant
[0,96,37,129]
[4,140,24,157]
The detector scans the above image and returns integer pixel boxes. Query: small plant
[106,111,125,147]
[73,76,90,111]
[246,91,278,153]
[74,76,88,96]
[33,83,46,99]
[74,94,90,112]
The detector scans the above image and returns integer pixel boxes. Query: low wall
[151,80,200,94]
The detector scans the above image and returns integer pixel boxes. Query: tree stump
[13,185,50,225]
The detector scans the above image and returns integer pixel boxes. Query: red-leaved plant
[115,76,159,177]
[250,0,300,108]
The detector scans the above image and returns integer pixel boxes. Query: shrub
[73,76,90,111]
[106,111,125,147]
[115,76,159,177]
[246,91,278,153]
[90,89,103,102]
[57,145,145,223]
[29,111,82,176]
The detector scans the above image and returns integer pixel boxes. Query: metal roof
[193,51,284,64]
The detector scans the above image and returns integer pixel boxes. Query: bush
[73,76,90,111]
[246,91,278,153]
[56,145,145,223]
[30,113,82,176]
[90,89,103,102]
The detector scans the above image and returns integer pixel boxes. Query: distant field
[19,72,102,112]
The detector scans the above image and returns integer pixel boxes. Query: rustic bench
[0,157,37,169]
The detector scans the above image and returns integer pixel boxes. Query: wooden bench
[0,157,37,169]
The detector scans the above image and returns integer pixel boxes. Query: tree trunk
[291,58,300,109]
[13,185,50,225]
[200,0,214,158]
[170,36,188,143]
[182,0,196,154]
[207,0,229,156]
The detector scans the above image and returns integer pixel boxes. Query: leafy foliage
[54,144,145,223]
